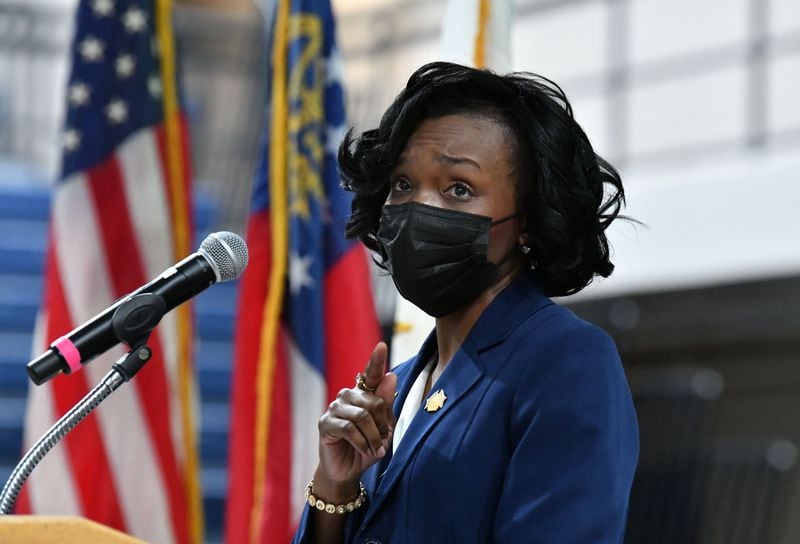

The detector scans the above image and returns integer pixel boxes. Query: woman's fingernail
[377,446,386,457]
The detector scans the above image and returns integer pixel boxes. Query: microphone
[27,231,249,385]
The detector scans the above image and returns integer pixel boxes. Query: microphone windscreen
[199,231,249,282]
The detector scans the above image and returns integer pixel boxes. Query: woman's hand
[313,342,397,501]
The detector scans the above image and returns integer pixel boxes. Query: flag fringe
[249,0,292,541]
[155,1,203,542]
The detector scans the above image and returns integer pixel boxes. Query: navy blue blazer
[294,274,639,543]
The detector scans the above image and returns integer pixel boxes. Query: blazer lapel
[362,342,485,527]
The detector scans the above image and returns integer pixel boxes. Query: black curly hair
[338,61,626,297]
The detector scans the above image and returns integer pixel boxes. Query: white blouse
[392,358,435,455]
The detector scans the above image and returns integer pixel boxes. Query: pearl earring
[520,245,531,255]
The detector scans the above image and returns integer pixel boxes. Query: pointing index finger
[363,342,388,390]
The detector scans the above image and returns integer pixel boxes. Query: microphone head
[199,231,249,282]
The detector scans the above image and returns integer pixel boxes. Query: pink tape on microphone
[52,336,82,374]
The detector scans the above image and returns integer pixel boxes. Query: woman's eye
[391,177,412,192]
[445,182,474,200]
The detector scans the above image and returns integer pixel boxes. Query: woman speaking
[293,62,639,543]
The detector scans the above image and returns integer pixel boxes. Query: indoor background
[1,0,799,542]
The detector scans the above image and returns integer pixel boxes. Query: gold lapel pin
[424,389,447,413]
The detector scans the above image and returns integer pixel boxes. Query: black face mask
[377,201,520,318]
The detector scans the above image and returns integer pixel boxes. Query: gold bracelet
[305,480,366,515]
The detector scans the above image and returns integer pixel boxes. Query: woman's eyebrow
[436,153,481,170]
[393,152,482,171]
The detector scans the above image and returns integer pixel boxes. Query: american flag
[18,1,203,543]
[225,0,380,542]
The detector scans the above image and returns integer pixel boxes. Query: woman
[293,62,639,543]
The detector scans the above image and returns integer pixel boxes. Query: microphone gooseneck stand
[0,346,152,514]
[0,293,166,515]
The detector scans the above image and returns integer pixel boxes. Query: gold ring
[355,372,377,393]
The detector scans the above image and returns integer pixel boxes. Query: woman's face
[386,113,524,265]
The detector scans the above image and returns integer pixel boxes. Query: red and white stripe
[20,126,192,544]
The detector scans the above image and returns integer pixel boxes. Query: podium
[0,516,147,543]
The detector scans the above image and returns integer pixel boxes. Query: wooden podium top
[0,516,147,543]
